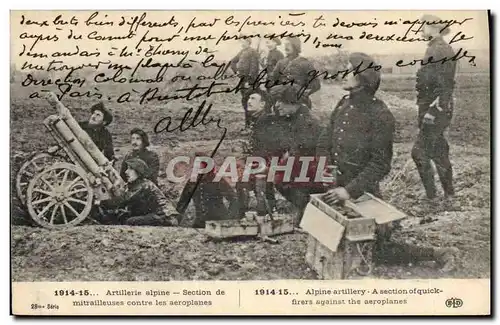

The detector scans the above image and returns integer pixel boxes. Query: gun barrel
[46,93,125,191]
[48,116,113,191]
[53,98,109,167]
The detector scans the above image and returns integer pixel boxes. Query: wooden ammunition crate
[205,219,259,238]
[305,194,377,242]
[255,214,295,237]
[300,193,407,279]
[300,194,376,279]
[305,235,374,279]
[204,213,295,239]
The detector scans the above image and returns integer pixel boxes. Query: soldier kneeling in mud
[316,52,459,272]
[100,158,179,227]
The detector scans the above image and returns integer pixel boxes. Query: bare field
[10,72,491,281]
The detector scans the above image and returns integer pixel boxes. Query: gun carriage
[15,92,126,229]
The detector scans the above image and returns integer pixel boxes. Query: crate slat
[204,214,294,239]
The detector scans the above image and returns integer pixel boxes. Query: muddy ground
[10,73,491,281]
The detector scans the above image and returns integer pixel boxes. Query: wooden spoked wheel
[26,163,94,229]
[16,153,64,205]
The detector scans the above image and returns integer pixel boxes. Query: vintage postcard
[10,10,491,316]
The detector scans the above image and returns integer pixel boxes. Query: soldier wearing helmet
[101,158,179,227]
[316,51,458,272]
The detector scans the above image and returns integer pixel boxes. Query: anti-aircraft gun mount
[15,92,126,229]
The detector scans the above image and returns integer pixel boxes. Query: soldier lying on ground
[119,128,160,185]
[179,153,240,228]
[316,52,458,272]
[100,158,179,227]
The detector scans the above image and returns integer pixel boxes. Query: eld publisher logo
[445,297,463,308]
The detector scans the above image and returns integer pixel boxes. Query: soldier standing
[261,39,285,75]
[78,102,115,161]
[230,37,260,129]
[120,128,160,185]
[316,52,458,272]
[269,37,321,109]
[412,14,457,200]
[102,158,179,227]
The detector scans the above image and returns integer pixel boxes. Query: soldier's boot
[420,170,437,199]
[165,214,180,227]
[435,159,455,198]
[412,155,437,199]
[441,171,455,198]
[434,247,460,273]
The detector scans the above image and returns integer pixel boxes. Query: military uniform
[79,122,115,161]
[412,35,457,198]
[191,173,240,228]
[103,177,178,226]
[317,51,458,271]
[120,149,160,185]
[230,47,261,127]
[269,55,321,109]
[245,104,323,220]
[102,158,178,226]
[316,93,396,199]
[250,104,320,159]
[264,48,285,75]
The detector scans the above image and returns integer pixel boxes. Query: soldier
[316,52,395,201]
[79,102,115,161]
[316,52,458,272]
[412,14,457,201]
[269,37,321,109]
[246,95,323,224]
[245,90,272,127]
[101,158,179,226]
[120,128,160,185]
[187,153,240,228]
[261,38,285,75]
[236,91,277,216]
[230,37,260,129]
